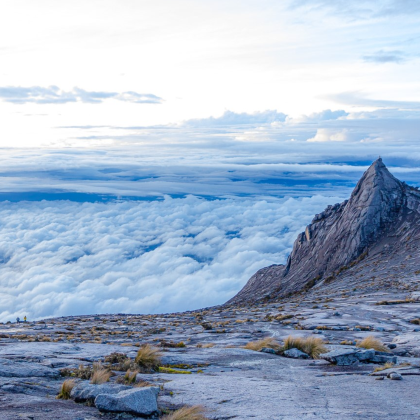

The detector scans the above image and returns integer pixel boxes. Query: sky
[0,0,419,320]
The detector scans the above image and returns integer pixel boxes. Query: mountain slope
[229,158,420,305]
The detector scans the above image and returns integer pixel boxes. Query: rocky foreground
[2,285,420,419]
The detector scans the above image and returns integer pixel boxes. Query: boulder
[320,348,375,366]
[95,386,159,416]
[283,348,309,359]
[70,382,129,403]
[388,372,403,380]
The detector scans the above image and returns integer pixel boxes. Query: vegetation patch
[283,336,327,359]
[158,367,192,374]
[135,344,162,371]
[56,379,76,400]
[244,337,281,352]
[161,405,208,420]
[356,336,389,352]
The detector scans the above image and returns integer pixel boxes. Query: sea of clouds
[0,195,341,322]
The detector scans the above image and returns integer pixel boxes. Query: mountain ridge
[228,158,420,305]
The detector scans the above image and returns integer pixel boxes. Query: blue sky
[0,1,419,320]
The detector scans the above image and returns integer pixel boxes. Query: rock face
[229,158,420,304]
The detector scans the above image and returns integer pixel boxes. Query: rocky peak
[228,159,420,305]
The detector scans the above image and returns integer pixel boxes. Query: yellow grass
[161,405,208,420]
[202,343,215,348]
[356,336,389,352]
[56,379,76,399]
[134,344,162,370]
[244,337,281,352]
[90,369,111,384]
[373,362,394,372]
[283,336,327,359]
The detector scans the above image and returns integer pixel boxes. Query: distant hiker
[16,317,20,323]
[24,316,27,322]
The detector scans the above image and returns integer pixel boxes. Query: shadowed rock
[229,158,420,304]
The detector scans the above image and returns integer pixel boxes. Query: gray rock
[389,372,403,380]
[70,381,129,403]
[260,347,277,354]
[370,355,398,364]
[95,386,159,415]
[0,359,59,378]
[283,348,309,359]
[320,348,375,366]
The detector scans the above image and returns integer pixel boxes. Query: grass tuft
[244,337,281,352]
[161,405,208,420]
[356,336,389,352]
[56,379,76,399]
[283,336,327,359]
[90,368,111,384]
[135,344,162,371]
[373,362,394,372]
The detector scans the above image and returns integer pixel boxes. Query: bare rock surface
[2,291,420,419]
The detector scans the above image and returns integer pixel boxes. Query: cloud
[0,86,163,105]
[363,50,407,63]
[290,0,420,19]
[0,195,338,321]
[325,92,420,110]
[184,110,287,127]
[307,128,350,142]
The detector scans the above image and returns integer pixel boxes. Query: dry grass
[134,344,162,370]
[244,337,281,352]
[116,369,141,385]
[56,379,76,399]
[161,405,208,420]
[283,336,327,359]
[356,336,389,352]
[90,368,111,384]
[201,343,215,348]
[373,362,394,372]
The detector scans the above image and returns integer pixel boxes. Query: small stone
[260,347,277,354]
[387,343,397,349]
[388,372,403,380]
[375,376,384,380]
[283,348,309,359]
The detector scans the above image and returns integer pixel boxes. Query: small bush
[161,405,208,420]
[410,319,420,325]
[56,379,76,399]
[244,337,281,352]
[356,336,389,352]
[283,336,327,359]
[135,344,161,371]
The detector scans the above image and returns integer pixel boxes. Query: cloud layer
[0,86,163,104]
[0,195,337,321]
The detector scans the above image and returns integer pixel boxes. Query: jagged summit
[228,159,420,305]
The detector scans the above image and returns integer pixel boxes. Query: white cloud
[0,195,339,322]
[307,128,350,142]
